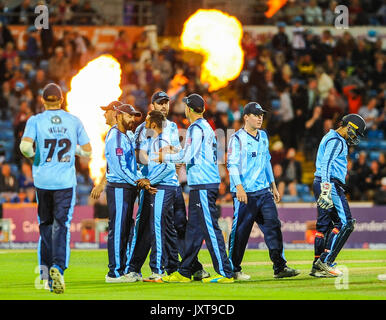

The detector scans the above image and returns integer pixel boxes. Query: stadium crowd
[0,1,385,207]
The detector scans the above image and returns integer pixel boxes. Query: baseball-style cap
[243,102,267,116]
[114,104,142,117]
[151,91,170,104]
[182,93,205,113]
[100,100,122,111]
[42,83,63,102]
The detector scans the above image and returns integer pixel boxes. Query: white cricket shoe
[124,272,143,282]
[234,271,251,281]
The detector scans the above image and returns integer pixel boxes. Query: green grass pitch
[0,249,385,300]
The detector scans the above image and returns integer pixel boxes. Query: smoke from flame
[180,9,244,92]
[66,54,122,184]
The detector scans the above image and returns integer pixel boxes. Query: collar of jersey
[242,128,260,141]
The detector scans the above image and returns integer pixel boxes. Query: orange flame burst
[265,0,288,18]
[66,54,122,184]
[181,9,244,92]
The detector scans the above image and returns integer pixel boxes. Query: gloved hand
[317,182,334,210]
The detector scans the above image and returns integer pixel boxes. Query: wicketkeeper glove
[317,182,334,210]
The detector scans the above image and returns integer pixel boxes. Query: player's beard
[123,118,134,131]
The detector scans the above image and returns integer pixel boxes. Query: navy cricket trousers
[36,187,76,279]
[179,188,234,279]
[313,177,353,264]
[228,189,287,274]
[171,185,203,274]
[106,184,137,278]
[126,187,179,275]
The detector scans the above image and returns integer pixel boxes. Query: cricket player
[90,100,122,200]
[20,83,92,294]
[159,93,235,283]
[127,91,208,281]
[311,114,366,277]
[227,102,300,279]
[126,110,181,282]
[104,103,148,283]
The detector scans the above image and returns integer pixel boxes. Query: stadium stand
[0,0,385,206]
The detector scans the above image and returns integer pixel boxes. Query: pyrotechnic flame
[66,54,122,184]
[265,0,288,18]
[180,9,244,92]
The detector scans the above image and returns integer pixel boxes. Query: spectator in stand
[152,52,173,85]
[304,0,323,25]
[378,153,386,176]
[352,151,371,199]
[369,58,386,92]
[0,163,18,193]
[25,26,41,66]
[227,97,243,126]
[324,0,338,25]
[78,0,98,25]
[48,46,71,85]
[359,97,380,130]
[334,31,356,65]
[315,66,334,102]
[280,148,302,196]
[242,32,258,64]
[273,163,286,197]
[284,0,304,25]
[321,91,344,121]
[0,22,14,49]
[349,0,366,25]
[277,86,295,148]
[304,105,324,160]
[69,0,82,25]
[10,0,35,25]
[291,16,306,60]
[18,161,34,191]
[39,13,55,60]
[113,30,133,65]
[270,140,286,166]
[374,177,386,205]
[297,54,315,79]
[3,41,18,61]
[351,39,370,70]
[30,69,48,100]
[365,160,383,200]
[319,30,336,61]
[272,22,290,59]
[13,100,32,164]
[342,85,363,114]
[323,54,338,76]
[291,78,308,147]
[216,180,232,205]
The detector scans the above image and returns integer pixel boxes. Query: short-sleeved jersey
[140,133,179,187]
[22,109,90,190]
[105,125,140,186]
[314,129,348,184]
[164,118,220,188]
[227,128,274,193]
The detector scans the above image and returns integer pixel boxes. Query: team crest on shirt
[51,116,62,124]
[116,147,123,156]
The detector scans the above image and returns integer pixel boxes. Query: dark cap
[243,102,267,116]
[151,91,170,104]
[100,100,122,111]
[182,93,205,113]
[114,104,142,117]
[42,83,63,103]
